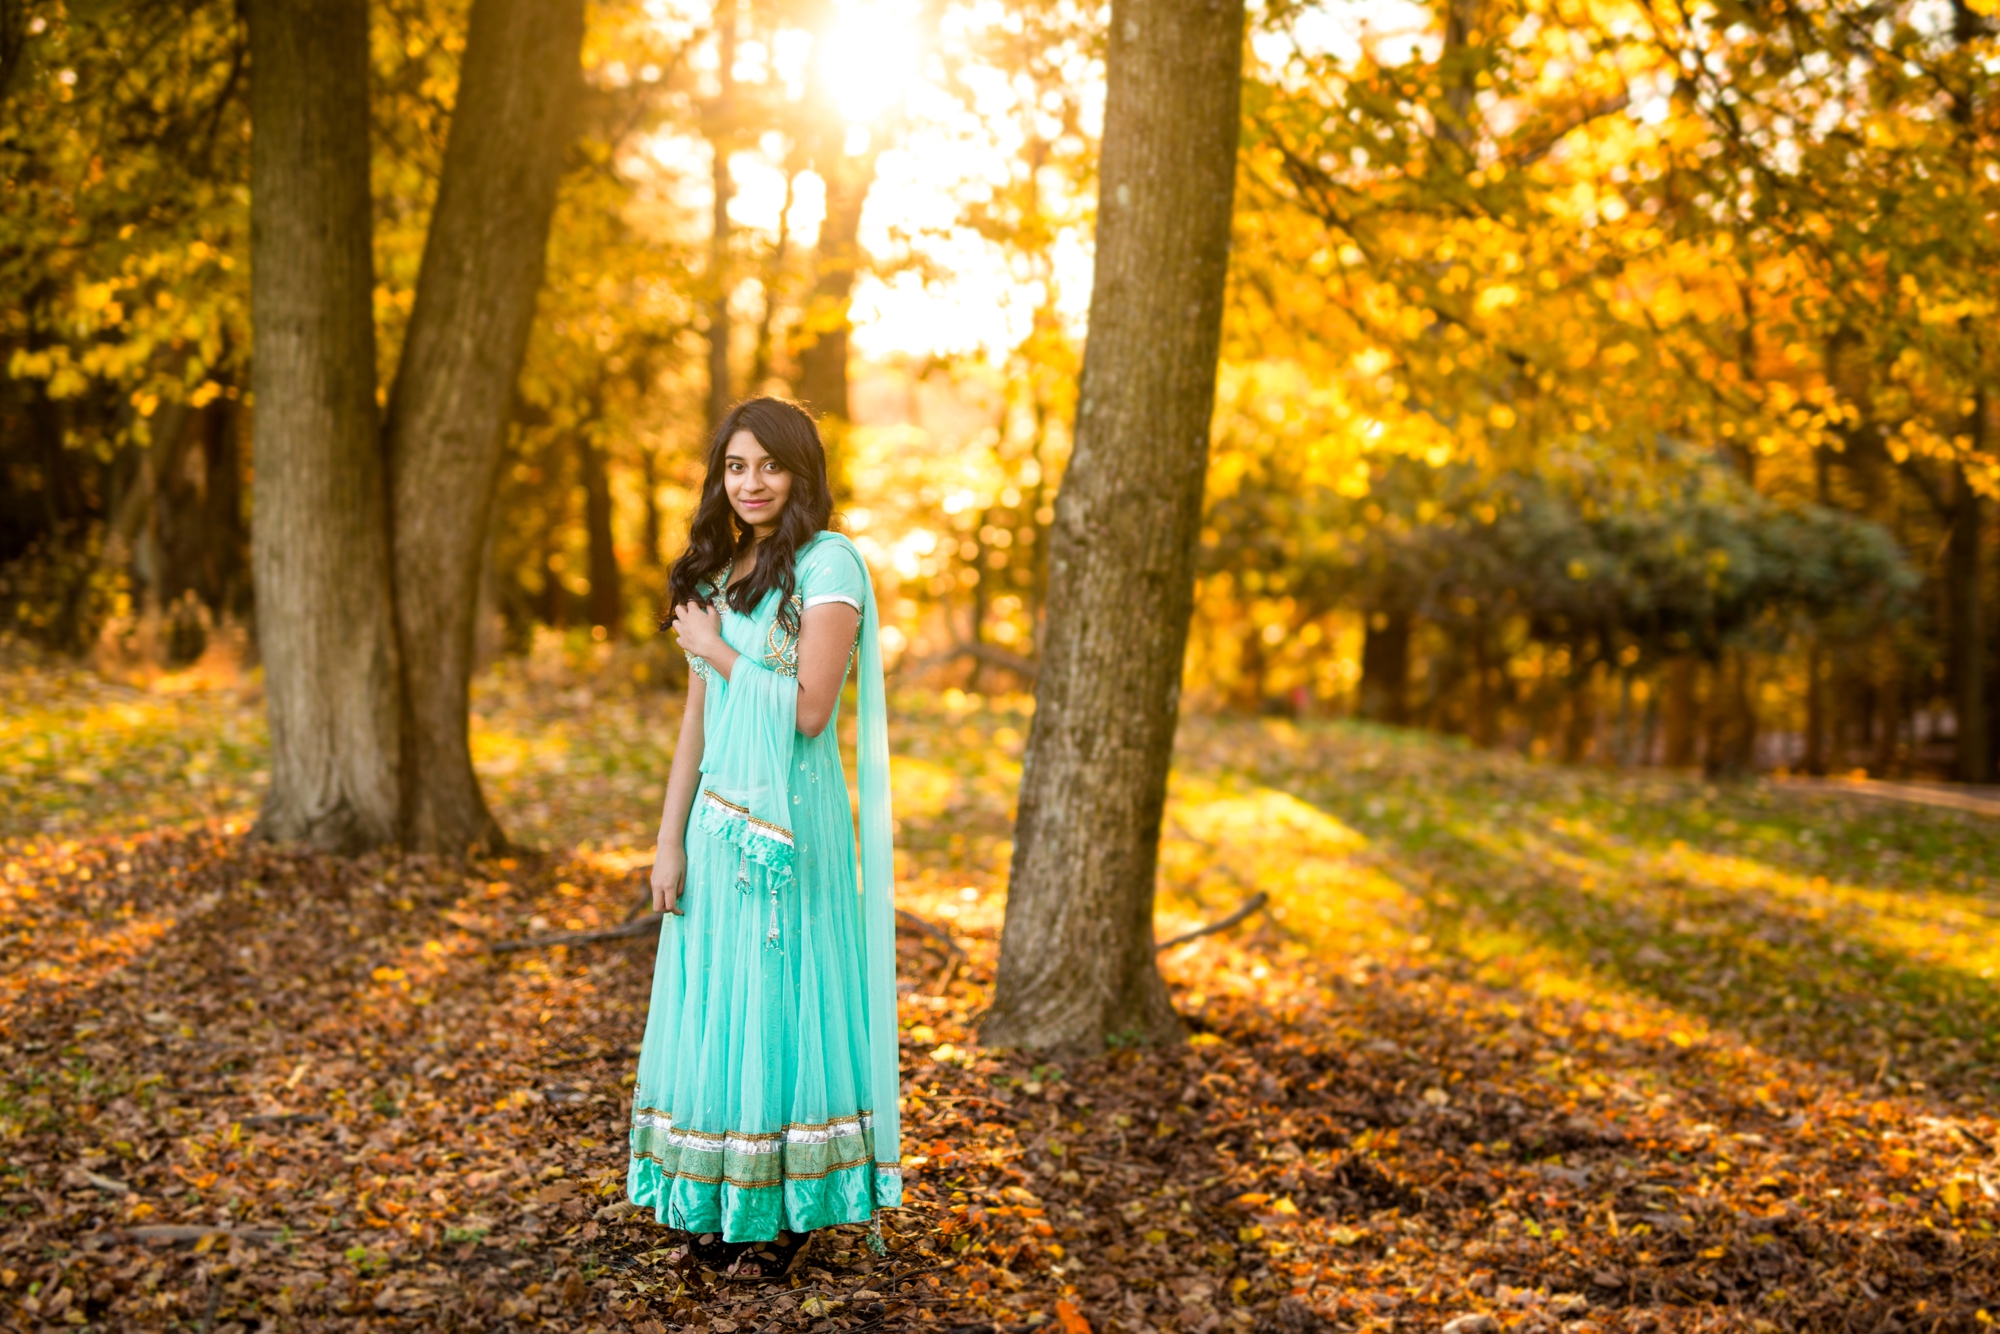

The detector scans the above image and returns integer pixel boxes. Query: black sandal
[772,1229,815,1275]
[687,1232,741,1269]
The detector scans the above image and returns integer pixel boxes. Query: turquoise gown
[626,531,902,1242]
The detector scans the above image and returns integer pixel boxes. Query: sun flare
[817,0,922,124]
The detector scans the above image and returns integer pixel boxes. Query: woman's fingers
[651,859,688,915]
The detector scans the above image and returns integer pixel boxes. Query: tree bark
[1802,639,1826,774]
[246,0,402,852]
[795,150,872,426]
[1561,655,1598,764]
[1357,608,1413,725]
[705,8,738,432]
[1948,461,1990,782]
[581,430,621,631]
[1703,649,1758,776]
[383,0,584,854]
[1661,655,1698,766]
[983,0,1244,1054]
[639,444,663,568]
[749,164,799,393]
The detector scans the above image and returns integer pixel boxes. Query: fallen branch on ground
[116,1225,288,1246]
[494,882,971,958]
[896,908,967,958]
[238,1112,326,1128]
[894,641,1040,682]
[1154,891,1270,952]
[487,916,660,954]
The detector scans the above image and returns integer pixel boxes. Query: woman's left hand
[670,600,725,659]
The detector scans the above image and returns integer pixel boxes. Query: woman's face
[723,429,792,536]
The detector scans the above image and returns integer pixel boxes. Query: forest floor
[3,648,1999,1333]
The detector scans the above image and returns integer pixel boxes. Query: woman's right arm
[650,671,707,914]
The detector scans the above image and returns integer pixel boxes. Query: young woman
[626,397,900,1256]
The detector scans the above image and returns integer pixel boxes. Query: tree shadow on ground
[1202,719,2000,1103]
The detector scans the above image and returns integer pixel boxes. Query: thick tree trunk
[383,0,584,854]
[246,0,402,852]
[983,0,1244,1054]
[581,431,621,631]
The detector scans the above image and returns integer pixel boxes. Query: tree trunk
[1561,654,1597,764]
[795,144,876,504]
[383,0,584,854]
[581,431,621,631]
[1357,608,1412,725]
[795,150,872,427]
[639,444,663,568]
[749,164,799,392]
[1875,665,1904,776]
[155,392,250,622]
[1469,628,1500,748]
[1948,461,1990,782]
[983,0,1244,1054]
[246,0,403,852]
[705,9,738,432]
[1703,649,1758,776]
[1803,638,1828,775]
[1662,655,1698,766]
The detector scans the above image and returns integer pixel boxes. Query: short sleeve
[798,536,867,612]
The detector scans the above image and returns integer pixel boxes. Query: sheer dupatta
[848,540,902,1210]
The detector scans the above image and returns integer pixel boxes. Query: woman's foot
[688,1232,740,1268]
[772,1229,815,1274]
[735,1230,814,1277]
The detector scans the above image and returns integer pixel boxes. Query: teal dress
[627,531,902,1242]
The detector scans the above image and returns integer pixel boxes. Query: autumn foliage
[4,661,1998,1329]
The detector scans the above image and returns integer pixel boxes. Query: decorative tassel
[736,847,749,890]
[866,1216,887,1255]
[765,878,781,947]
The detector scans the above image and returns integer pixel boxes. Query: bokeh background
[3,0,1998,781]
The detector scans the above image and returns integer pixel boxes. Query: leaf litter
[2,663,1997,1331]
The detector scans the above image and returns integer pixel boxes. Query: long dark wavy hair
[665,396,835,634]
